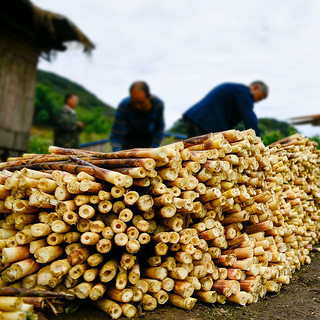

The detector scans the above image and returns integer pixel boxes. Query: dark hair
[129,81,151,98]
[64,94,77,103]
[250,81,269,98]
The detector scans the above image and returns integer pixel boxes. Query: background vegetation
[30,70,320,153]
[168,117,301,146]
[30,70,116,153]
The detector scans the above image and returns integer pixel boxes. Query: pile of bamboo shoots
[0,129,319,319]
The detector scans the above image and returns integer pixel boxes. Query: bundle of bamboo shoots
[0,130,319,318]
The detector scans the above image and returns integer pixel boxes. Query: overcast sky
[33,0,320,137]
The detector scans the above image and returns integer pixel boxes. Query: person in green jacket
[53,94,84,148]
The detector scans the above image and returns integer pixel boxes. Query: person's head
[129,81,152,112]
[249,81,268,102]
[65,94,79,109]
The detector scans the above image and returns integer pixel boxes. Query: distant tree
[310,135,320,149]
[33,83,63,126]
[168,118,187,135]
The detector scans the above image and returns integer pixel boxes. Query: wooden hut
[0,0,95,160]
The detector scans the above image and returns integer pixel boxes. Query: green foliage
[37,70,115,117]
[33,71,116,148]
[33,83,63,125]
[76,106,113,135]
[168,118,187,135]
[28,135,50,154]
[309,135,320,149]
[258,118,298,146]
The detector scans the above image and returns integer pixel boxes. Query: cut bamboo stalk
[74,194,90,206]
[79,204,96,219]
[51,220,72,233]
[200,276,213,291]
[106,287,133,303]
[115,267,128,290]
[15,213,36,226]
[244,221,274,234]
[114,167,147,179]
[223,247,254,259]
[227,268,243,280]
[94,298,122,319]
[173,280,194,298]
[2,247,30,264]
[34,246,63,264]
[0,297,23,312]
[1,259,39,283]
[77,219,90,233]
[50,259,71,278]
[89,283,108,301]
[112,201,126,214]
[150,290,168,305]
[128,263,140,285]
[80,232,101,246]
[138,233,150,245]
[100,259,118,283]
[160,277,174,292]
[142,267,167,281]
[126,240,140,254]
[64,232,81,244]
[69,263,88,280]
[136,195,154,211]
[30,223,51,238]
[89,220,105,234]
[12,200,39,214]
[29,239,47,255]
[213,254,236,267]
[67,247,90,265]
[0,229,17,240]
[194,290,217,303]
[74,281,95,299]
[169,267,188,280]
[141,294,157,311]
[96,239,112,254]
[227,291,250,305]
[97,200,112,214]
[15,230,36,246]
[87,253,104,268]
[56,200,77,214]
[168,293,197,310]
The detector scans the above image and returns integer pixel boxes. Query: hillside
[30,70,116,153]
[37,70,115,117]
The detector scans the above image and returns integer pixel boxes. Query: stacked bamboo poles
[0,131,319,318]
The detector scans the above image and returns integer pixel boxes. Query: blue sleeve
[110,102,128,151]
[235,92,261,136]
[151,102,165,148]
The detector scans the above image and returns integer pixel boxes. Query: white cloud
[33,0,320,136]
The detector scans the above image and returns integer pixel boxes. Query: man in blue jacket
[183,81,268,138]
[110,81,165,151]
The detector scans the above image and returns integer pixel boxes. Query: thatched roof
[0,0,95,59]
[290,114,320,126]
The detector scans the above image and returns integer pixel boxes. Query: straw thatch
[1,0,95,59]
[0,0,95,160]
[290,114,320,126]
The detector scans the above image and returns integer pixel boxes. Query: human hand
[78,122,84,131]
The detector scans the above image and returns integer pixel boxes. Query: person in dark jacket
[183,81,268,138]
[110,81,165,151]
[53,94,84,148]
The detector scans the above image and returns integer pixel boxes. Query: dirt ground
[46,250,320,320]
